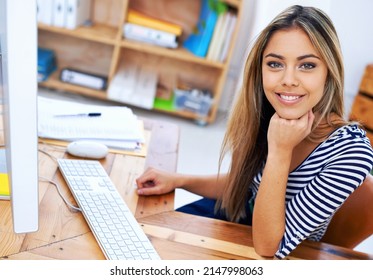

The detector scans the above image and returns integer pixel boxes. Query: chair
[321,174,373,248]
[324,64,373,248]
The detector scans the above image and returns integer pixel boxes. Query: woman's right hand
[136,167,179,196]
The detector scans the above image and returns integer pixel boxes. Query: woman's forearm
[252,151,291,256]
[178,173,228,200]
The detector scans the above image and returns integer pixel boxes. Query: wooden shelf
[37,0,242,123]
[38,22,118,45]
[121,39,225,69]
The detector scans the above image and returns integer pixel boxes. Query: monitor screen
[0,0,39,233]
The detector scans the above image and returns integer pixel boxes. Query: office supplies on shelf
[57,158,161,260]
[66,0,91,29]
[37,96,144,151]
[127,9,182,36]
[60,68,108,90]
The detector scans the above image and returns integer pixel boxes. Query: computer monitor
[0,0,39,233]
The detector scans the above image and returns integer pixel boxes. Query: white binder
[53,0,67,27]
[66,0,91,29]
[37,0,54,25]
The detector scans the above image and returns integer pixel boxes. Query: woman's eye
[267,61,283,68]
[300,63,316,70]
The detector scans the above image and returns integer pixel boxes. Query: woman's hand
[267,110,315,153]
[136,167,179,196]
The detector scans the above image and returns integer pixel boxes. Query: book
[218,12,237,62]
[206,11,225,60]
[207,11,229,61]
[183,0,226,57]
[127,10,182,36]
[123,22,178,49]
[0,149,9,200]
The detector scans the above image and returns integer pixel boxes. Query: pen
[54,113,101,117]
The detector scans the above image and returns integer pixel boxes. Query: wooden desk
[0,119,178,259]
[1,119,372,260]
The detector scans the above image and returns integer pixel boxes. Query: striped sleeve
[274,126,373,259]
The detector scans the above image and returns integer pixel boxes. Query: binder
[37,0,54,25]
[183,0,220,57]
[53,0,67,27]
[66,0,91,29]
[60,68,108,90]
[123,23,178,48]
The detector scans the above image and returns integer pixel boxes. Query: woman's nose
[281,68,299,87]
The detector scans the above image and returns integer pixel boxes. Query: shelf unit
[38,0,242,123]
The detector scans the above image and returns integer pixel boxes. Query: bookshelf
[38,0,242,124]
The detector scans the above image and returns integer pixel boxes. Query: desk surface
[1,119,372,260]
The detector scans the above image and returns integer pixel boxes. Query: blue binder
[183,0,219,57]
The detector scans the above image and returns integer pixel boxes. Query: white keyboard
[57,158,160,260]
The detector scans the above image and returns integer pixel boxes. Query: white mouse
[66,140,109,159]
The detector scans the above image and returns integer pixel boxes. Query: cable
[37,148,81,213]
[39,176,81,213]
[38,148,59,162]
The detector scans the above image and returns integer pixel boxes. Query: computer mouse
[66,140,109,159]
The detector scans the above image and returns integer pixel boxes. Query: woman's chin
[276,111,304,120]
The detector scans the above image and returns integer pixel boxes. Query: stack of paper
[37,96,144,151]
[108,62,157,110]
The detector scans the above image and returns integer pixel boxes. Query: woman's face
[262,28,328,120]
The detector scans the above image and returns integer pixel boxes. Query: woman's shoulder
[327,124,371,146]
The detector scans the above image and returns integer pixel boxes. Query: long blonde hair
[217,5,347,222]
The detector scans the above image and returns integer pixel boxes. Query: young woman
[136,5,373,259]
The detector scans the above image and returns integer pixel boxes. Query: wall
[221,0,373,117]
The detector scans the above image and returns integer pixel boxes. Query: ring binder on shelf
[60,68,108,90]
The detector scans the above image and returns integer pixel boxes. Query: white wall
[221,0,373,116]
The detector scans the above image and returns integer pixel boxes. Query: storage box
[174,88,213,117]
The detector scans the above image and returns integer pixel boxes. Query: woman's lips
[276,93,304,104]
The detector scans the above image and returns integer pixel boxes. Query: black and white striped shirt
[251,124,373,259]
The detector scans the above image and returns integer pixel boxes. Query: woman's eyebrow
[264,53,321,60]
[297,54,321,60]
[264,53,284,60]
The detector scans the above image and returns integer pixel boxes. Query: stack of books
[123,10,183,49]
[206,10,237,62]
[183,0,237,62]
